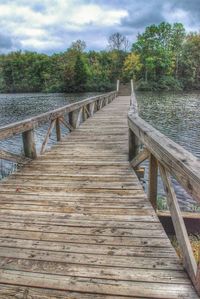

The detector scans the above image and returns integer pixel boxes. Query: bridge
[0,81,199,298]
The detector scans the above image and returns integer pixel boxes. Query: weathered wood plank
[0,95,198,298]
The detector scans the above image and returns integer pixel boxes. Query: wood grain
[0,95,198,298]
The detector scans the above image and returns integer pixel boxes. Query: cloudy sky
[0,0,200,54]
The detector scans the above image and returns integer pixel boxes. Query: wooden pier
[0,85,199,298]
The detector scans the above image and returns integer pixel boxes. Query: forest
[0,22,200,93]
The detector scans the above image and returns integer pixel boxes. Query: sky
[0,0,200,54]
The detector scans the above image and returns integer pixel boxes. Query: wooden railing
[128,80,200,295]
[0,91,117,163]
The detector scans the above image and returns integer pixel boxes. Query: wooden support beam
[84,105,90,117]
[159,163,197,284]
[148,154,158,210]
[69,108,82,129]
[55,118,61,142]
[59,117,73,132]
[195,263,200,295]
[76,108,83,128]
[82,106,88,121]
[128,129,140,161]
[22,129,37,159]
[130,148,149,168]
[0,150,30,164]
[88,102,95,116]
[135,167,145,180]
[97,100,100,110]
[40,119,56,155]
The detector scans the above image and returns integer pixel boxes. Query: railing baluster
[22,129,37,159]
[128,129,139,161]
[56,118,61,141]
[148,154,158,210]
[159,163,197,284]
[89,102,95,116]
[40,119,56,154]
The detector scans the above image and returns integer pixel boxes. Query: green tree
[132,22,185,90]
[74,54,88,91]
[123,52,142,81]
[179,33,200,89]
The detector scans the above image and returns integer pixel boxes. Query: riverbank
[136,79,200,92]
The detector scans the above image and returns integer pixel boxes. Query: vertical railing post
[22,129,37,159]
[89,102,95,116]
[69,110,78,129]
[129,79,140,162]
[196,264,200,295]
[131,79,134,94]
[56,118,61,141]
[117,80,120,93]
[82,106,87,121]
[148,154,158,210]
[128,129,139,161]
[69,108,83,129]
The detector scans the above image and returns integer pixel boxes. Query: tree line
[0,22,200,93]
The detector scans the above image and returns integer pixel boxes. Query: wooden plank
[0,95,198,298]
[0,270,198,298]
[0,257,189,283]
[0,284,144,299]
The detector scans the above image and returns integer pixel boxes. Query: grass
[156,196,200,264]
[157,195,168,210]
[170,234,200,263]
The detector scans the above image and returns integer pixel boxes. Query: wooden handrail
[128,82,200,295]
[0,91,116,141]
[0,91,117,159]
[128,109,200,204]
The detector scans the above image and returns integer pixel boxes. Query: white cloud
[0,0,128,52]
[0,0,199,53]
[69,4,128,26]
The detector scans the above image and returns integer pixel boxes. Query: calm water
[136,90,200,212]
[0,92,99,126]
[0,92,99,177]
[0,91,200,211]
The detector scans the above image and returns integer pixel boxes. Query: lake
[0,90,200,211]
[136,90,200,212]
[0,92,99,177]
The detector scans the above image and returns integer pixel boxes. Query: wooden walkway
[0,96,199,298]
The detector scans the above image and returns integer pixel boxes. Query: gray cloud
[0,0,199,54]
